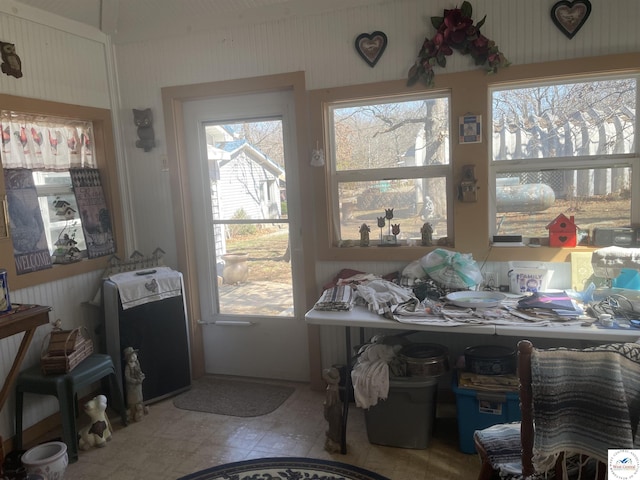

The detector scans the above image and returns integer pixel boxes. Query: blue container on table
[612,268,640,290]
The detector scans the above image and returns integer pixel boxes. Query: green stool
[14,353,128,463]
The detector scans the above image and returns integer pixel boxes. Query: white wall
[113,0,640,276]
[0,0,123,440]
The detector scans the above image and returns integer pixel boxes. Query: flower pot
[21,441,68,480]
[222,253,249,284]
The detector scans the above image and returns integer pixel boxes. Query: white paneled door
[183,90,309,381]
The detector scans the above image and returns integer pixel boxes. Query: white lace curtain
[0,111,97,171]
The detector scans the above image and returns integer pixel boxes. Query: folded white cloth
[109,267,182,310]
[350,343,398,409]
[355,279,415,318]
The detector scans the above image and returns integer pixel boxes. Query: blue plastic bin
[452,374,521,454]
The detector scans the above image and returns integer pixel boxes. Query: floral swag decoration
[408,1,510,88]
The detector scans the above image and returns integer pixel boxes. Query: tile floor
[33,378,481,480]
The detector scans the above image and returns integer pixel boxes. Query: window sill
[7,255,111,291]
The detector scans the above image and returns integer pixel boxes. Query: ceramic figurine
[123,347,149,422]
[78,395,112,450]
[359,223,370,247]
[0,41,22,78]
[322,367,342,453]
[421,222,433,246]
[132,108,155,152]
[377,216,385,242]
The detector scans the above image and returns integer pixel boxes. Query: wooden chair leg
[476,459,496,480]
[474,435,497,480]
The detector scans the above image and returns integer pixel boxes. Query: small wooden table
[0,305,51,411]
[0,304,50,465]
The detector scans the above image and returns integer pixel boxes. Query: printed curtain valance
[0,111,96,171]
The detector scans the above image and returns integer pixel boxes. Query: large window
[1,113,105,270]
[0,95,123,289]
[490,75,637,241]
[327,93,451,246]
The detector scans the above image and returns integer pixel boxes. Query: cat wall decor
[132,108,155,152]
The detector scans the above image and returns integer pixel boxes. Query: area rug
[172,376,294,417]
[177,457,391,480]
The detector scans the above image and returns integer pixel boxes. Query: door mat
[172,376,295,417]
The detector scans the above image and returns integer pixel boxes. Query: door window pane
[205,120,292,316]
[214,223,292,316]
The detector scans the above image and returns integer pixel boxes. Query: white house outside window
[327,93,452,246]
[490,74,638,242]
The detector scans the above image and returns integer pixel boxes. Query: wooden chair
[473,339,640,480]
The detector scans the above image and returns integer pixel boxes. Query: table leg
[0,327,36,411]
[340,326,352,454]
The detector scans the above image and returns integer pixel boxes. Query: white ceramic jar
[21,441,68,480]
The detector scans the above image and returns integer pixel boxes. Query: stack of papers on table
[517,291,583,317]
[457,371,519,392]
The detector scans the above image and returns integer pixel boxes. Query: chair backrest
[517,340,535,477]
[517,339,631,479]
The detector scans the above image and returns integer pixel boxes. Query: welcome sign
[4,168,53,274]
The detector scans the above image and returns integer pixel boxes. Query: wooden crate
[41,327,94,375]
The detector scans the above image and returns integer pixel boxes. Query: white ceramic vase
[21,441,68,480]
[222,253,249,284]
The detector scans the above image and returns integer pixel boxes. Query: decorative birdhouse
[52,199,76,220]
[545,213,578,247]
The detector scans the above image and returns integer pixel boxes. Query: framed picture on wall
[459,115,482,144]
[459,115,482,143]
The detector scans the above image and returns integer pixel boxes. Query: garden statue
[123,347,149,422]
[322,367,342,453]
[421,222,433,246]
[359,223,370,247]
[78,394,112,450]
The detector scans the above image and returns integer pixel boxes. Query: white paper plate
[445,291,506,308]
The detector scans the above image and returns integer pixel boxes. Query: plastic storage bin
[452,375,521,454]
[365,376,438,449]
[507,261,552,294]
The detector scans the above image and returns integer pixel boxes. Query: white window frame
[326,92,453,246]
[489,73,640,240]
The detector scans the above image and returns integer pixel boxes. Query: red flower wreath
[407,1,510,88]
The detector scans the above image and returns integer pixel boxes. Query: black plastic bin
[364,376,439,449]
